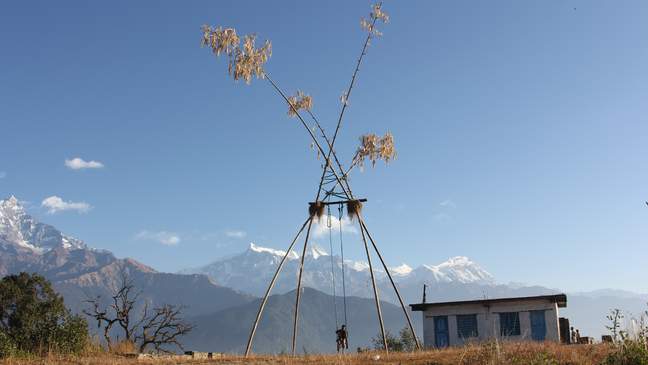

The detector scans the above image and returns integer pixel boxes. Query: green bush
[0,331,17,358]
[52,314,89,354]
[602,304,648,364]
[371,330,403,351]
[0,272,88,356]
[371,327,418,352]
[398,326,417,352]
[602,339,648,365]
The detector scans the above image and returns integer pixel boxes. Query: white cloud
[439,199,456,208]
[41,196,91,214]
[0,171,6,179]
[65,157,104,170]
[134,230,180,246]
[433,212,452,223]
[225,230,247,238]
[313,214,358,238]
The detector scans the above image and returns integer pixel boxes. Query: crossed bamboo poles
[244,13,420,357]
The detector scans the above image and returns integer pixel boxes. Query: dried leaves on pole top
[354,132,396,168]
[361,3,389,36]
[201,26,239,56]
[202,3,396,177]
[201,26,272,84]
[234,35,272,83]
[287,91,313,117]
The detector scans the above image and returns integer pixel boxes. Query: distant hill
[183,287,416,354]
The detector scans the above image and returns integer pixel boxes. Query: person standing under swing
[336,325,348,353]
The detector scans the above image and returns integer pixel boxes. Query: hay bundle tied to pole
[309,201,325,219]
[347,199,363,220]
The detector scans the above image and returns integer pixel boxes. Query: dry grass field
[0,342,615,365]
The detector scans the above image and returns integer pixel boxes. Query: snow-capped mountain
[402,256,495,284]
[182,242,495,299]
[0,195,253,317]
[0,195,85,253]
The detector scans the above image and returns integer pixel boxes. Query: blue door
[530,310,546,341]
[434,316,449,348]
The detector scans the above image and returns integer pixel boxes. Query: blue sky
[1,1,647,293]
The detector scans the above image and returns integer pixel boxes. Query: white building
[410,294,567,348]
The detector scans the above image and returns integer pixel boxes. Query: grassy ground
[0,342,614,365]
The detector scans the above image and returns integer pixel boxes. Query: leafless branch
[136,304,194,353]
[83,272,192,353]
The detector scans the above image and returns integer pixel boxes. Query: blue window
[499,312,521,336]
[456,314,478,338]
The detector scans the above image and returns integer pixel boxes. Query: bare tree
[84,295,119,349]
[136,304,193,353]
[83,272,193,353]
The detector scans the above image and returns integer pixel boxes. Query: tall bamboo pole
[245,9,390,356]
[263,74,349,199]
[359,216,421,350]
[245,217,311,356]
[264,4,379,202]
[291,217,316,355]
[316,12,378,199]
[358,218,388,352]
[267,14,380,355]
[209,4,407,356]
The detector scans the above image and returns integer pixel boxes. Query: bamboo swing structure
[202,3,421,356]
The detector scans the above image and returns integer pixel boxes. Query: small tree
[398,326,417,352]
[371,327,417,352]
[371,330,403,352]
[84,273,193,353]
[0,272,88,356]
[607,308,625,343]
[602,305,648,364]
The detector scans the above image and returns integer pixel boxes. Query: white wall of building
[420,299,561,348]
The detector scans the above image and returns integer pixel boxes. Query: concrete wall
[421,299,560,348]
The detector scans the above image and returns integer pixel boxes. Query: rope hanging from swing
[327,203,339,330]
[338,204,348,328]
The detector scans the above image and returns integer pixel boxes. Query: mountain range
[181,241,565,307]
[1,195,646,353]
[180,242,496,302]
[0,196,253,316]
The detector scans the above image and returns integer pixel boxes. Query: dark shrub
[0,272,88,356]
